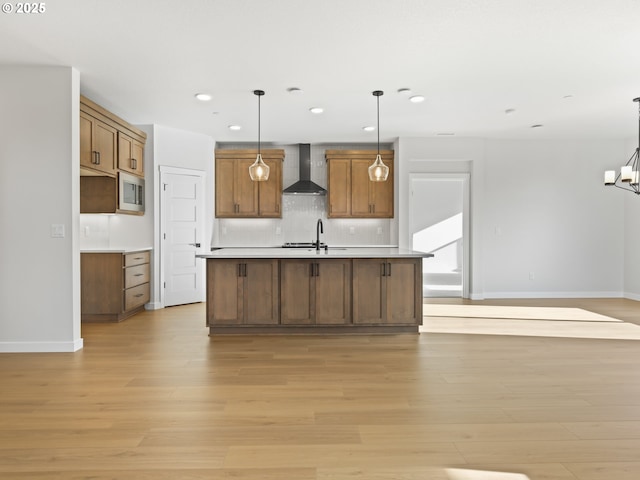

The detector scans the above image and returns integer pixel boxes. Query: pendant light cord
[258,93,261,155]
[377,93,380,156]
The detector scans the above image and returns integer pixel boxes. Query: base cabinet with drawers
[81,250,151,322]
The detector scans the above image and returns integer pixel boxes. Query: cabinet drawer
[124,251,150,267]
[125,263,149,288]
[125,283,150,311]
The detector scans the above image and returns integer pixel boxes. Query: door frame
[159,166,207,308]
[408,173,470,298]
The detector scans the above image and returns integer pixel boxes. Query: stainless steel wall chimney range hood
[283,144,327,195]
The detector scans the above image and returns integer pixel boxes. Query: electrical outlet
[275,227,281,236]
[377,227,383,235]
[349,226,355,235]
[51,224,65,238]
[529,272,535,280]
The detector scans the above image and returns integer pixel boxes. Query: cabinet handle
[134,293,144,298]
[134,273,144,277]
[315,263,319,277]
[387,262,391,276]
[96,152,101,165]
[243,264,247,277]
[310,263,315,277]
[381,262,386,277]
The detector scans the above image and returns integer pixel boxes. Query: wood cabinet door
[385,258,421,325]
[244,260,279,325]
[81,253,123,314]
[350,159,373,216]
[235,159,259,216]
[207,260,243,325]
[118,132,144,176]
[79,112,95,170]
[370,159,393,217]
[327,159,351,217]
[92,118,117,175]
[215,158,237,217]
[315,259,352,325]
[258,158,282,217]
[352,259,385,324]
[280,260,314,325]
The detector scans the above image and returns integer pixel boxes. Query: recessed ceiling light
[409,95,425,103]
[287,87,303,94]
[309,107,324,114]
[437,132,456,136]
[505,108,516,115]
[397,88,412,95]
[363,126,375,132]
[195,93,212,101]
[530,124,544,128]
[563,95,574,99]
[228,125,241,131]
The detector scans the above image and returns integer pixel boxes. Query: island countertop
[196,247,433,259]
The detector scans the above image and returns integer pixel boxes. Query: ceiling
[3,0,640,144]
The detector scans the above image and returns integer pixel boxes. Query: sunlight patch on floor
[446,468,530,480]
[421,305,640,340]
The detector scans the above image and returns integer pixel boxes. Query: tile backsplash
[214,195,392,247]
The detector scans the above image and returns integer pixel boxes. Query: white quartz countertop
[196,247,433,259]
[81,247,152,254]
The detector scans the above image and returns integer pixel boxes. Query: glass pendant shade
[368,154,389,181]
[249,154,270,181]
[621,165,633,182]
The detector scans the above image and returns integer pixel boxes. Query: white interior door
[409,173,470,298]
[160,167,206,307]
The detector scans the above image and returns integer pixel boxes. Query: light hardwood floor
[1,298,640,479]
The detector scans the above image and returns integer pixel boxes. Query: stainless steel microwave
[119,172,145,213]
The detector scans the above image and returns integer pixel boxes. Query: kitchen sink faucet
[315,218,324,251]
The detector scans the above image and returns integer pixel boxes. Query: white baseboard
[470,291,624,300]
[0,338,83,353]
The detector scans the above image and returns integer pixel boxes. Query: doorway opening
[409,173,470,298]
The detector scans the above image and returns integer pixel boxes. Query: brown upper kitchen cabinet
[215,149,284,218]
[325,150,394,218]
[118,131,145,177]
[80,96,147,214]
[80,110,117,176]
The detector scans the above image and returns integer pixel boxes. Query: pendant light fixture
[604,97,640,194]
[368,90,389,182]
[249,89,270,181]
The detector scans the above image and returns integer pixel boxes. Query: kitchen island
[197,247,433,335]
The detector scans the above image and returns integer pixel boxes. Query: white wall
[0,66,82,352]
[482,139,624,298]
[397,136,626,299]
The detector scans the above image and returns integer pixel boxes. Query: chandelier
[604,97,640,194]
